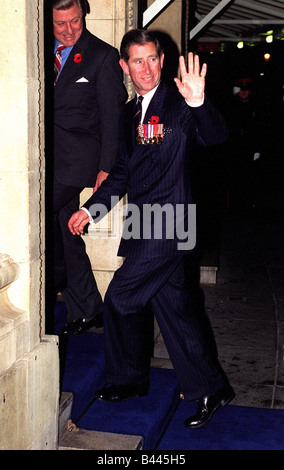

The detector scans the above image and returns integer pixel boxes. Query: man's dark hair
[52,0,90,17]
[120,29,163,63]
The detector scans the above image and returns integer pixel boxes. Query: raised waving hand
[174,52,207,104]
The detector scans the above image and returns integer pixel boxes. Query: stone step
[59,428,143,451]
[58,392,73,438]
[200,265,218,284]
[200,248,219,284]
[58,391,143,450]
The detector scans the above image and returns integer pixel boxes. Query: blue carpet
[60,333,106,421]
[55,302,180,447]
[55,302,284,450]
[157,399,284,450]
[77,367,180,450]
[55,301,106,420]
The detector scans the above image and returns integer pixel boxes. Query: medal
[137,116,164,145]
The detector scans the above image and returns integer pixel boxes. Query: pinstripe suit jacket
[83,80,228,258]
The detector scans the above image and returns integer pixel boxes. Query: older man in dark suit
[51,0,127,334]
[68,29,235,428]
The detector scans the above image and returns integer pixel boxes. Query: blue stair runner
[59,329,180,450]
[157,399,284,450]
[56,303,284,450]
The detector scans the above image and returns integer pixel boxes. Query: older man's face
[53,3,83,47]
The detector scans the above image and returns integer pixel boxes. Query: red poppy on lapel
[74,53,82,63]
[150,116,159,124]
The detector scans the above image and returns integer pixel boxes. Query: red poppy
[150,116,159,124]
[74,53,82,63]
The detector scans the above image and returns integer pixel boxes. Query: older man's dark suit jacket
[83,79,228,256]
[54,28,127,187]
[52,28,126,325]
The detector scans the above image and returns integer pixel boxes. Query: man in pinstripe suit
[68,29,235,428]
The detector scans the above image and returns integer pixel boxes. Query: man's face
[53,3,83,47]
[120,42,164,96]
[238,88,251,102]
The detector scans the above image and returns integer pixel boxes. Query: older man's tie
[133,95,143,141]
[54,44,66,85]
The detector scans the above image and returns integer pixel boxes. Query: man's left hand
[174,52,207,104]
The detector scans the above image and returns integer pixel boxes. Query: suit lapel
[143,81,168,125]
[124,99,137,156]
[54,29,89,92]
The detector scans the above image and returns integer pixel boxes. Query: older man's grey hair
[52,0,90,17]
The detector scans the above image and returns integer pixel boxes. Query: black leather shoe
[94,381,150,402]
[61,314,103,335]
[184,385,235,428]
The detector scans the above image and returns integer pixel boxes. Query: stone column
[0,0,59,450]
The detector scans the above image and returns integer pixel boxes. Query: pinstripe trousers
[103,255,228,401]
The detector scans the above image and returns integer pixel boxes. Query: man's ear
[160,53,165,70]
[119,58,130,76]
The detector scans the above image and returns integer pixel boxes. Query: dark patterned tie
[54,44,66,85]
[133,95,144,140]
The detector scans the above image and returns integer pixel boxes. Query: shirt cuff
[185,96,205,107]
[81,206,93,223]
